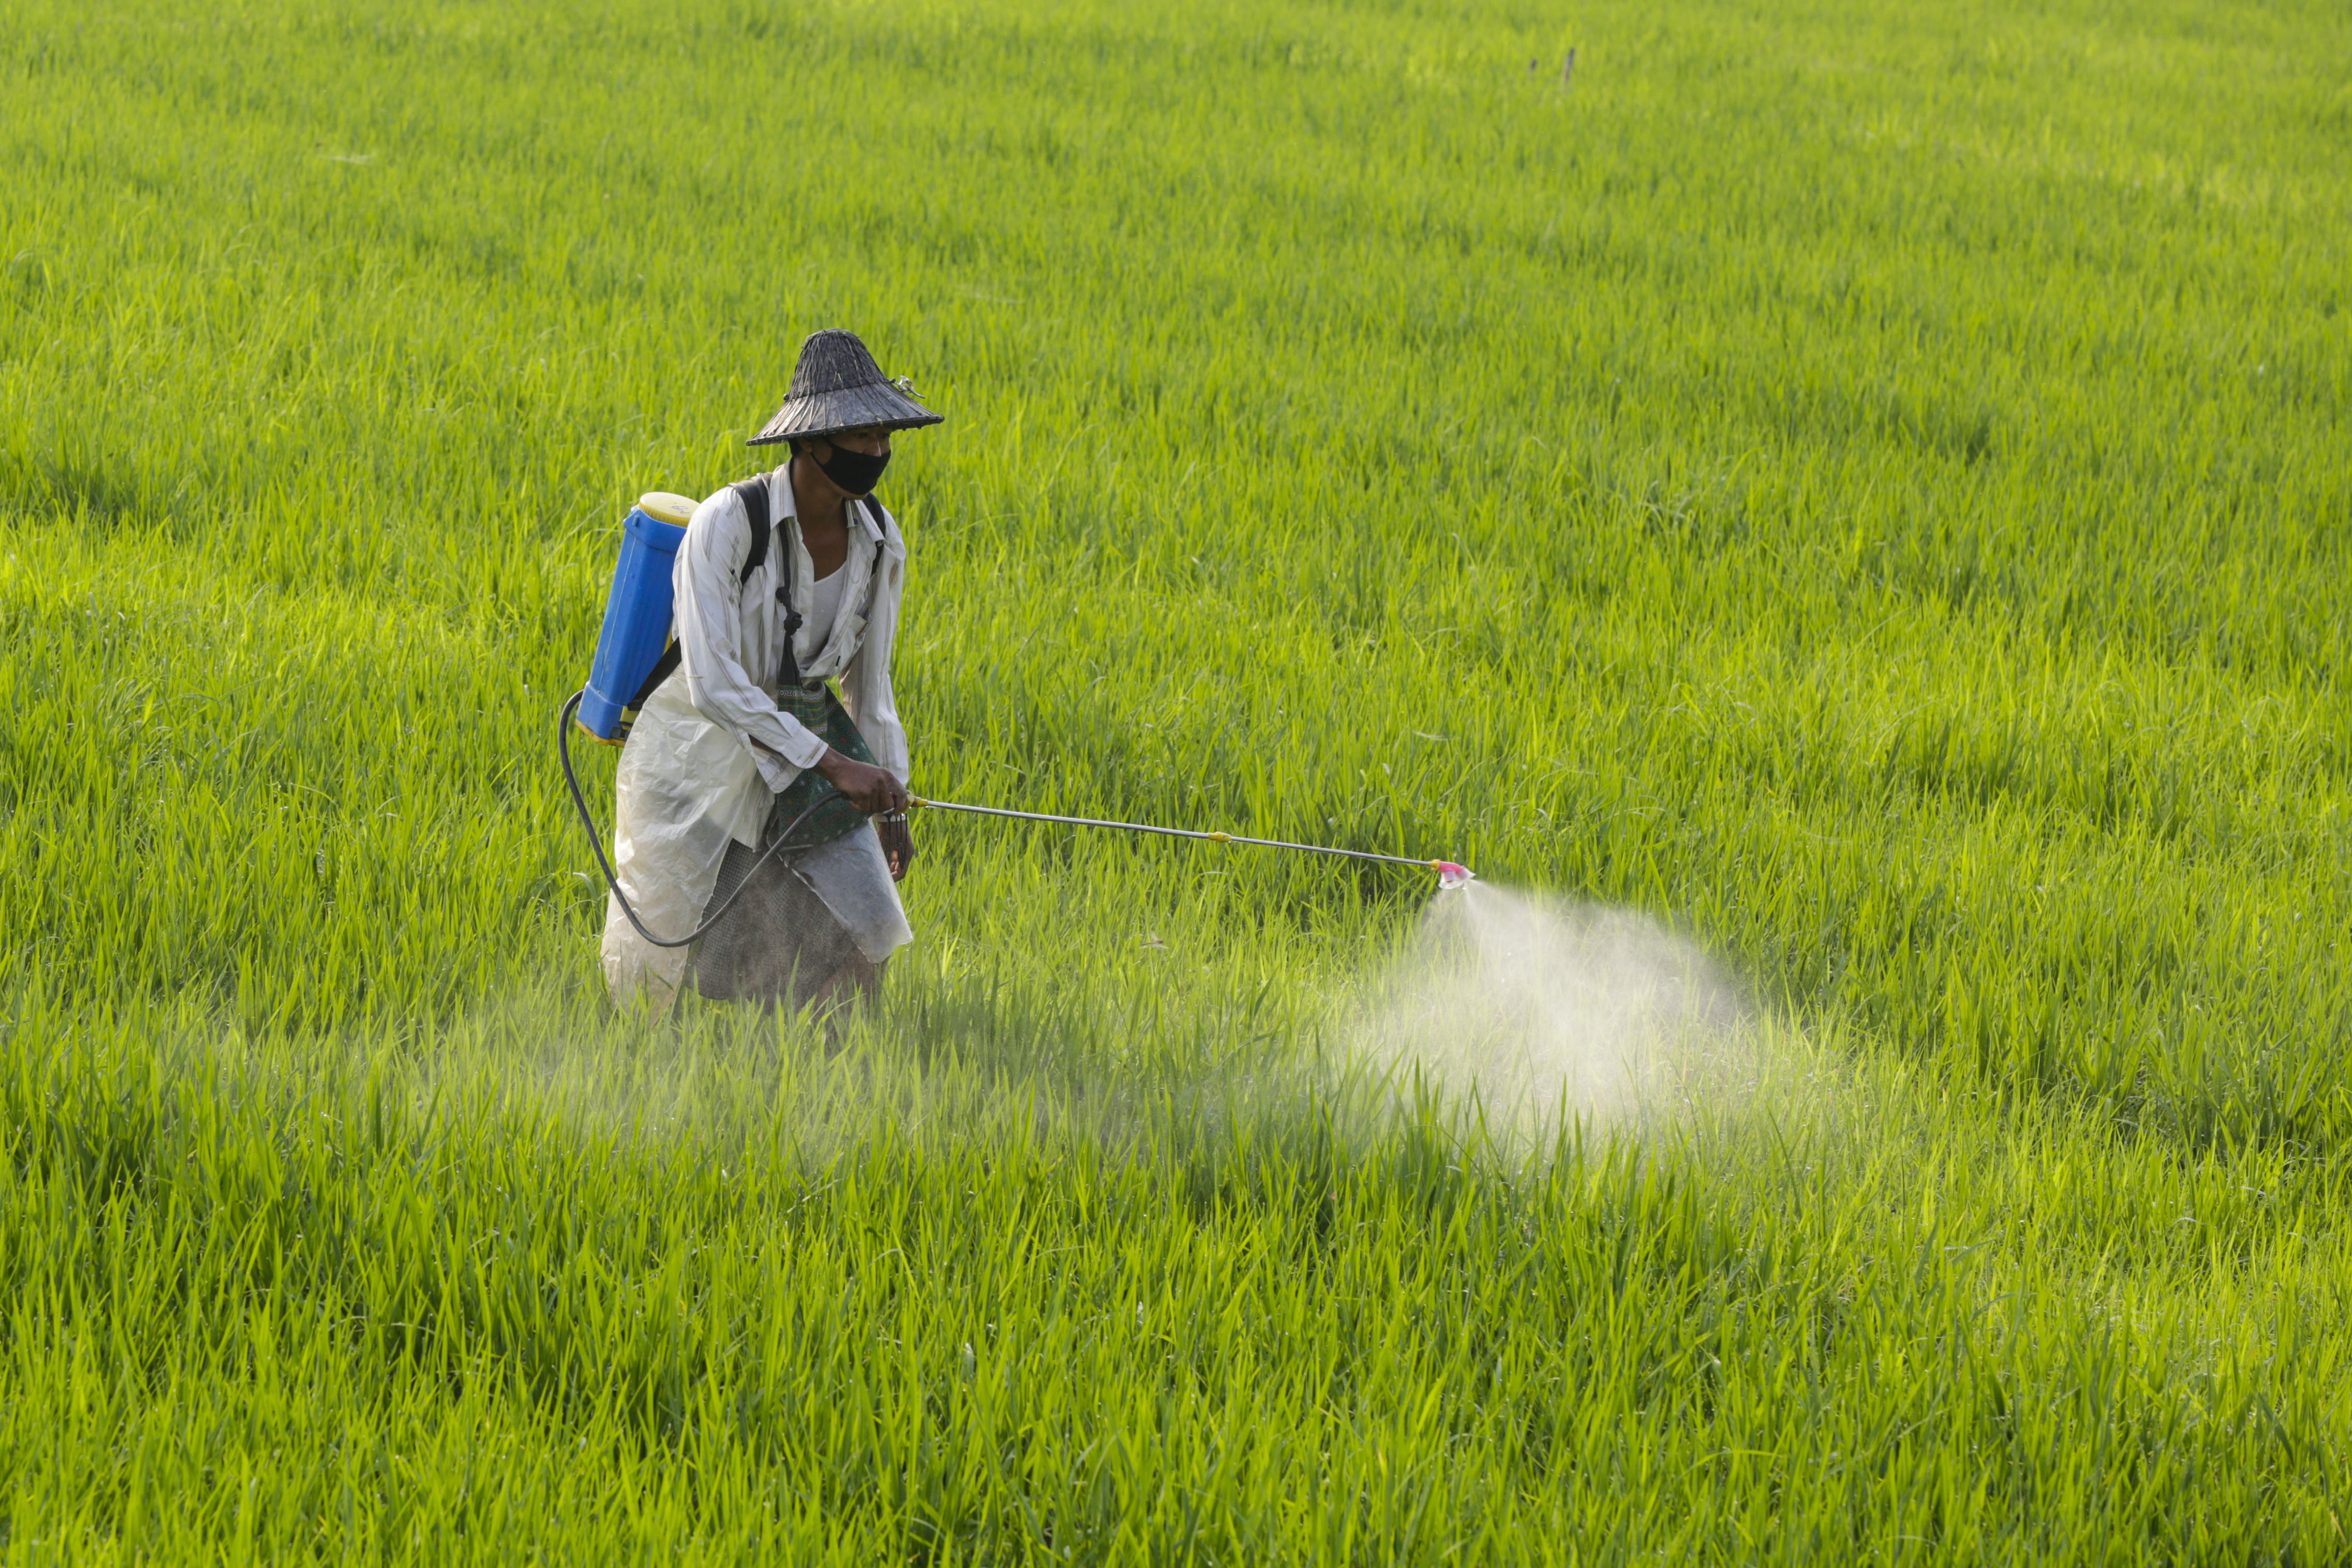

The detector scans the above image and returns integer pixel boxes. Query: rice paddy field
[5,0,2351,1558]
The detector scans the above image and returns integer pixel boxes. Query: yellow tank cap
[638,491,697,526]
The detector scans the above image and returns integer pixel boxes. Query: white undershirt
[801,562,847,657]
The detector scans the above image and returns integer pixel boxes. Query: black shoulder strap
[731,476,771,585]
[861,495,888,574]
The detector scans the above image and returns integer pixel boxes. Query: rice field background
[4,0,2349,1558]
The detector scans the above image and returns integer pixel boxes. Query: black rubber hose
[558,688,834,949]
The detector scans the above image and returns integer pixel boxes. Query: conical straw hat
[748,329,943,446]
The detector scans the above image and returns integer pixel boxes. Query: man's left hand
[877,816,916,881]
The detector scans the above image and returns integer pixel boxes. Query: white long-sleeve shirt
[672,466,910,793]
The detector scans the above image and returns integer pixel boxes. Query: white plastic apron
[598,676,767,1009]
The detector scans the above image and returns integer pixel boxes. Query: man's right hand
[815,749,908,816]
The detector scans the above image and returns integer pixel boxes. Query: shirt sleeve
[674,486,831,788]
[840,525,910,786]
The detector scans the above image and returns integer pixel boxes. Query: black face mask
[815,439,890,496]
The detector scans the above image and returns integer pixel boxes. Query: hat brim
[748,381,944,446]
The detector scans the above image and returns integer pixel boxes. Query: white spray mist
[1362,881,1752,1133]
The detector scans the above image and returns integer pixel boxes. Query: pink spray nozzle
[1433,861,1475,891]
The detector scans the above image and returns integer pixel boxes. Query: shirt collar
[767,467,899,556]
[849,498,886,546]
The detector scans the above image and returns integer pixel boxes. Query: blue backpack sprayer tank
[572,492,697,744]
[558,491,1474,956]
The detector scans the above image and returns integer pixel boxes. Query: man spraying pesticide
[561,330,1472,1016]
[569,329,932,1014]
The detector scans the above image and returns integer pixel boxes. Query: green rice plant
[2,0,2346,1557]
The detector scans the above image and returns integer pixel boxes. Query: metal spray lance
[904,797,1476,890]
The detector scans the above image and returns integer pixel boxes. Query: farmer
[601,329,939,1014]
